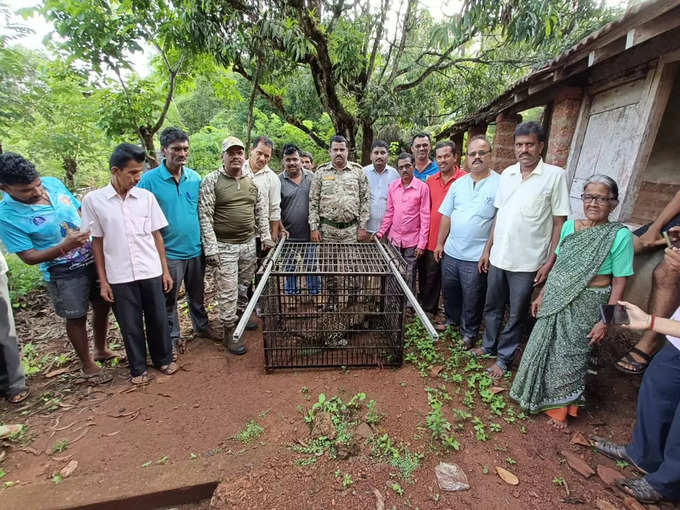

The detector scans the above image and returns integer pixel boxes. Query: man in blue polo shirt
[138,127,218,353]
[433,136,500,348]
[411,132,439,181]
[0,153,115,385]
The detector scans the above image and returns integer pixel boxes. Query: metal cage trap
[234,238,438,370]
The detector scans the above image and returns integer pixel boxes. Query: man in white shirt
[363,140,399,235]
[243,135,283,247]
[81,143,178,385]
[477,122,570,378]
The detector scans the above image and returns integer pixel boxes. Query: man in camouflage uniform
[198,136,272,354]
[309,135,370,308]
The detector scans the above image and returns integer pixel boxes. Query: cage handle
[233,236,287,342]
[373,238,439,340]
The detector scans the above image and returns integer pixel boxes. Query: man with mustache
[434,136,500,347]
[363,140,399,236]
[476,121,570,379]
[419,140,467,323]
[199,137,272,354]
[411,132,438,181]
[309,135,370,309]
[0,152,116,386]
[376,152,430,290]
[138,127,219,357]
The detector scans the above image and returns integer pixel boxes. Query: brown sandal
[159,362,178,375]
[129,372,150,385]
[6,388,30,404]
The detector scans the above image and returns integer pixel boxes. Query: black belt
[320,217,358,229]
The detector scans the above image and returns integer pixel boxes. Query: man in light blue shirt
[434,136,500,347]
[138,127,218,351]
[363,140,399,234]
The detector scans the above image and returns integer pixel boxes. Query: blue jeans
[626,344,680,500]
[441,255,487,340]
[284,244,320,295]
[482,265,536,371]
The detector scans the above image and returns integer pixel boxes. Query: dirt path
[0,288,677,510]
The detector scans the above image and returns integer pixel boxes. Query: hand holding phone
[662,229,680,249]
[600,304,630,325]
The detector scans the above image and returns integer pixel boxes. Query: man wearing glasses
[434,136,499,349]
[476,121,570,378]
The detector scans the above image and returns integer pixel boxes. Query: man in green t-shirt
[198,137,272,354]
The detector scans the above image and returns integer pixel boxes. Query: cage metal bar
[373,238,439,340]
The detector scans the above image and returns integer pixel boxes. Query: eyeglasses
[467,150,490,157]
[581,194,614,204]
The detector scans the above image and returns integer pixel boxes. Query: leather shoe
[198,326,221,342]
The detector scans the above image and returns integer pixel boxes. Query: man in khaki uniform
[309,135,370,243]
[309,135,370,309]
[198,136,272,354]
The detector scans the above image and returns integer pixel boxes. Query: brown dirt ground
[1,279,679,510]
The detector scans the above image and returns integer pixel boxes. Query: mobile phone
[600,304,629,325]
[662,231,680,248]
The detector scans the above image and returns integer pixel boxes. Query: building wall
[630,75,680,224]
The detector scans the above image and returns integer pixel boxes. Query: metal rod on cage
[233,237,287,342]
[373,238,439,340]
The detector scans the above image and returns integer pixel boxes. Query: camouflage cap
[221,136,245,153]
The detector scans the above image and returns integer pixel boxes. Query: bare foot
[486,364,505,380]
[547,417,569,431]
[94,349,126,362]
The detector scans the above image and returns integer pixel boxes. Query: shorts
[45,264,103,319]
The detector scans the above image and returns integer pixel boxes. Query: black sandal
[615,347,652,375]
[6,387,30,404]
[592,438,647,474]
[616,478,664,504]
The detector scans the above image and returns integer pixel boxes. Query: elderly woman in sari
[510,175,634,429]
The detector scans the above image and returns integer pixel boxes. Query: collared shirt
[0,176,93,281]
[81,184,168,284]
[414,160,439,181]
[0,251,7,275]
[363,164,399,233]
[425,167,468,252]
[279,170,314,242]
[308,161,370,231]
[198,167,271,256]
[490,158,571,272]
[137,161,202,260]
[439,171,501,261]
[378,177,430,250]
[667,307,680,351]
[243,161,281,223]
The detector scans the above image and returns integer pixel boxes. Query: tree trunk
[360,119,374,165]
[63,156,77,189]
[139,126,159,168]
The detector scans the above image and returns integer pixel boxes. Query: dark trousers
[441,255,487,340]
[111,276,172,377]
[166,256,209,346]
[626,344,680,500]
[392,243,418,292]
[482,265,536,370]
[417,250,441,314]
[0,272,26,396]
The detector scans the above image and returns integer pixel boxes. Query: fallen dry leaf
[496,466,519,485]
[0,424,23,439]
[595,499,619,510]
[597,464,624,486]
[59,460,78,478]
[373,488,385,510]
[561,450,595,478]
[623,496,647,510]
[569,431,590,447]
[430,365,444,377]
[45,368,70,378]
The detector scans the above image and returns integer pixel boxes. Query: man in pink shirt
[81,143,178,385]
[376,152,430,290]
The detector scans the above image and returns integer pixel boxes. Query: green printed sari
[510,222,625,414]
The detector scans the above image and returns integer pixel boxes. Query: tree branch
[387,0,416,83]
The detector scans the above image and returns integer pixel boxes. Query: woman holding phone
[510,175,634,429]
[591,299,679,504]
